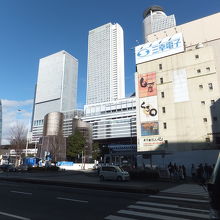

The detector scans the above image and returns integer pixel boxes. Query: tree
[8,122,27,165]
[92,142,101,161]
[49,134,66,162]
[66,130,86,161]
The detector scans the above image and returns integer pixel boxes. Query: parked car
[0,164,16,172]
[99,165,130,181]
[207,153,220,220]
[16,164,28,172]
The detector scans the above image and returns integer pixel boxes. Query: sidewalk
[0,170,182,194]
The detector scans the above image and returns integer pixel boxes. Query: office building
[86,23,125,104]
[83,97,136,144]
[0,100,2,145]
[83,97,137,165]
[135,11,220,165]
[143,6,176,43]
[62,109,84,137]
[32,50,78,142]
[37,112,66,161]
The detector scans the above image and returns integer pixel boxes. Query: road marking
[149,195,208,203]
[105,215,137,220]
[10,191,32,195]
[128,205,209,219]
[118,210,191,220]
[0,211,30,220]
[56,197,88,203]
[136,201,209,213]
[161,184,208,197]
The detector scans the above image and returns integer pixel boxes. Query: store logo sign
[135,33,184,64]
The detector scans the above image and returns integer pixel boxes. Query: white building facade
[86,23,125,104]
[83,97,136,143]
[135,12,220,156]
[31,50,78,142]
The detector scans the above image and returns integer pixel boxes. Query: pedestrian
[191,164,196,181]
[208,165,213,179]
[178,166,184,180]
[173,163,178,180]
[197,163,205,184]
[182,165,186,180]
[204,163,209,179]
[168,162,174,178]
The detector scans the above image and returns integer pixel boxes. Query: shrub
[129,169,159,180]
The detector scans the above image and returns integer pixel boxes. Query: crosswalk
[104,184,210,220]
[161,184,208,198]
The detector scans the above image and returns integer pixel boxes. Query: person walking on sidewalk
[191,164,196,181]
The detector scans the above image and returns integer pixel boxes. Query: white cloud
[1,99,33,145]
[2,99,33,108]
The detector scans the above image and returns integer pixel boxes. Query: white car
[99,165,130,181]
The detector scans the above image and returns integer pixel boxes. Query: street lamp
[17,109,31,157]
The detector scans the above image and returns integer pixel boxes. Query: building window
[197,69,201,73]
[201,101,205,105]
[162,107,166,113]
[211,100,215,105]
[159,64,163,70]
[206,67,210,71]
[203,118,207,122]
[206,138,210,143]
[195,54,199,59]
[163,122,167,129]
[199,84,203,89]
[208,83,213,90]
[160,78,163,84]
[161,92,165,98]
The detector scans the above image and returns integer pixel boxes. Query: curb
[0,177,159,194]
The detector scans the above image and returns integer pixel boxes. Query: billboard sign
[135,33,184,64]
[140,97,158,122]
[141,122,159,136]
[139,136,164,152]
[138,72,157,97]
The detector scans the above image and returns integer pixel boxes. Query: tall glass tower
[86,23,125,104]
[0,100,2,145]
[31,50,78,142]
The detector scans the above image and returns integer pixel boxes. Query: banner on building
[173,69,189,103]
[140,97,158,122]
[138,72,157,98]
[138,136,164,152]
[141,122,159,136]
[135,33,184,64]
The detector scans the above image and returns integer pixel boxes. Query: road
[0,181,210,220]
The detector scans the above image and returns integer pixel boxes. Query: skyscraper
[0,100,2,145]
[143,6,176,43]
[31,50,78,142]
[86,23,125,104]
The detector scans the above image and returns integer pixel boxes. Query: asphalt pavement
[0,179,210,220]
[0,170,179,194]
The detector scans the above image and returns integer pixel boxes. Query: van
[207,153,220,220]
[99,165,130,181]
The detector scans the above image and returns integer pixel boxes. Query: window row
[199,83,213,90]
[201,100,215,105]
[162,117,218,130]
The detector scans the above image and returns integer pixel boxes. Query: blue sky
[1,0,220,144]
